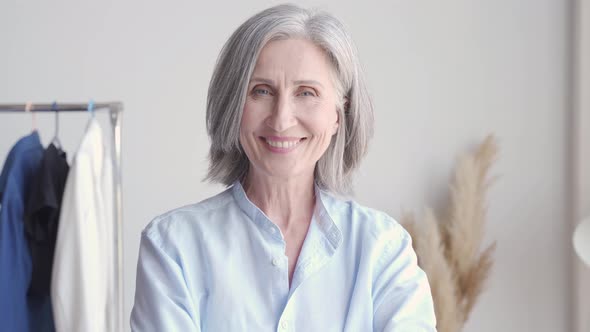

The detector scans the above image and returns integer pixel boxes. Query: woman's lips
[260,136,306,153]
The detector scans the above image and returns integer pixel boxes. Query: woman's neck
[242,169,316,231]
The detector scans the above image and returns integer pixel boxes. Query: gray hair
[205,3,374,195]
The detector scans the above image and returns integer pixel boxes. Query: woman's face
[240,38,340,180]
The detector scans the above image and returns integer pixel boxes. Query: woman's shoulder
[319,190,408,244]
[141,186,236,242]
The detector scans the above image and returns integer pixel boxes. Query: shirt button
[269,227,277,234]
[280,320,288,330]
[272,257,281,266]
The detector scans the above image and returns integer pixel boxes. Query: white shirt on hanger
[51,118,114,332]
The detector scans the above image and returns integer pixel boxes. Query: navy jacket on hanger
[0,131,55,332]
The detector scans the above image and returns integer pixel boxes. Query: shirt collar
[314,187,343,250]
[230,180,342,250]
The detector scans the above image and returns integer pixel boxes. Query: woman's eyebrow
[250,77,324,89]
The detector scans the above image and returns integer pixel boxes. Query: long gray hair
[205,3,374,195]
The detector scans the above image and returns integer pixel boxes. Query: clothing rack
[0,102,124,332]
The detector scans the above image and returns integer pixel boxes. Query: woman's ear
[343,97,350,113]
[333,97,348,135]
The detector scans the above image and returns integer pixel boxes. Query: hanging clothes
[0,131,54,332]
[51,118,114,332]
[25,144,70,296]
[24,143,65,332]
[25,143,69,295]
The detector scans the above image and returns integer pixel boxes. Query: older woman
[131,4,436,332]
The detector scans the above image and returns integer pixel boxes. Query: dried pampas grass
[401,135,498,332]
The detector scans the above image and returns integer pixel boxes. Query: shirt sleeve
[130,228,199,332]
[372,225,437,332]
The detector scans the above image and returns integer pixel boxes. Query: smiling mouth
[260,137,307,150]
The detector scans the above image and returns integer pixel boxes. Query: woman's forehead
[251,39,334,84]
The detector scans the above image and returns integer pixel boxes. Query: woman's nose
[265,96,297,132]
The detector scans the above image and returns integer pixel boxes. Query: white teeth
[265,139,301,149]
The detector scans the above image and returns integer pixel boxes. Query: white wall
[0,1,572,331]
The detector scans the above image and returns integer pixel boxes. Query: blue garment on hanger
[0,131,55,332]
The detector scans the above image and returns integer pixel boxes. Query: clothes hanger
[25,101,37,132]
[50,102,63,150]
[87,99,95,118]
[82,99,95,134]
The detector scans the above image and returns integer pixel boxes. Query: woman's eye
[299,90,316,97]
[253,88,270,96]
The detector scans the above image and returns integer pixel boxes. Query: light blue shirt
[131,181,437,331]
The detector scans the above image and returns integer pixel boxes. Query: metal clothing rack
[0,102,124,332]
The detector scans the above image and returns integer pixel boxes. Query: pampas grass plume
[401,135,498,332]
